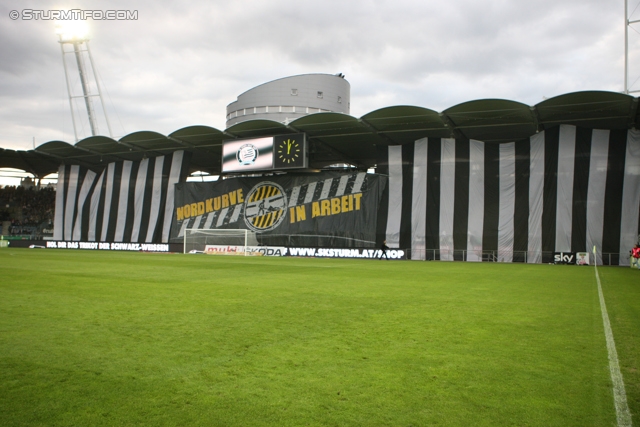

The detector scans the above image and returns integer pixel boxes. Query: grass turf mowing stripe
[594,262,632,427]
[0,249,623,426]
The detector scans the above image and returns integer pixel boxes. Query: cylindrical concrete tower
[226,73,350,127]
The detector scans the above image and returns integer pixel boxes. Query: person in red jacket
[631,244,640,269]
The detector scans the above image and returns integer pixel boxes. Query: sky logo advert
[553,252,575,264]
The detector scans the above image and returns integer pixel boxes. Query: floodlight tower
[625,0,640,94]
[57,22,113,141]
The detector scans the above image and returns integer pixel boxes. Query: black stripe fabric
[375,145,390,246]
[453,139,470,260]
[602,129,628,264]
[482,142,500,252]
[94,169,107,241]
[71,167,89,239]
[425,139,441,256]
[137,158,156,243]
[123,162,140,242]
[179,151,192,183]
[513,138,530,262]
[149,155,174,243]
[105,162,123,243]
[67,165,84,240]
[62,165,71,238]
[375,145,390,247]
[400,143,414,250]
[571,127,592,253]
[80,171,100,241]
[542,126,560,262]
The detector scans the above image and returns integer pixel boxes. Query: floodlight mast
[72,40,98,136]
[58,33,113,141]
[625,0,640,94]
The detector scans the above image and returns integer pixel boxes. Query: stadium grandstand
[1,75,639,265]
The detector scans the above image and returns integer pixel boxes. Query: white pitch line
[594,263,632,427]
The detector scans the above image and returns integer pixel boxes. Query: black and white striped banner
[378,125,640,265]
[53,151,188,243]
[171,171,384,248]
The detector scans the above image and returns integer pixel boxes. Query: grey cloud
[0,0,630,152]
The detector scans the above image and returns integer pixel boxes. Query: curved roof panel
[443,99,536,143]
[36,140,82,158]
[75,136,130,164]
[226,120,289,139]
[535,91,635,130]
[76,136,120,154]
[290,113,378,168]
[169,126,226,174]
[170,125,225,148]
[291,113,367,136]
[118,131,180,160]
[35,140,104,171]
[0,149,60,177]
[167,126,226,175]
[361,106,449,145]
[2,90,638,176]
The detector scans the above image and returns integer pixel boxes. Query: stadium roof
[1,90,638,177]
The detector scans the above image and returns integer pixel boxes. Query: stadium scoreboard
[222,133,308,173]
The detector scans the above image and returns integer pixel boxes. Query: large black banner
[170,172,387,247]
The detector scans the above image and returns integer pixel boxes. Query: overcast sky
[0,0,639,153]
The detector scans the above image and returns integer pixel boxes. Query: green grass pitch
[0,248,638,426]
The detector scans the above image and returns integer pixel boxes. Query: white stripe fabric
[439,138,455,261]
[289,186,301,207]
[586,130,610,266]
[303,182,317,204]
[145,156,164,243]
[497,142,516,262]
[191,215,203,231]
[216,208,229,227]
[53,165,65,241]
[64,165,80,241]
[101,162,116,241]
[335,175,350,197]
[229,204,243,223]
[619,129,640,265]
[352,172,366,193]
[411,138,428,260]
[162,150,183,243]
[131,158,149,242]
[386,145,403,248]
[320,178,333,200]
[555,125,576,252]
[72,170,97,241]
[528,132,545,263]
[467,140,485,262]
[203,212,216,229]
[88,170,105,241]
[178,220,190,238]
[114,161,133,242]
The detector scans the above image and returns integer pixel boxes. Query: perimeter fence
[407,248,624,266]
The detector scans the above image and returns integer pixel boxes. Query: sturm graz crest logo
[237,143,258,165]
[243,182,288,232]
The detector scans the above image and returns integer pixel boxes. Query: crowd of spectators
[0,185,56,236]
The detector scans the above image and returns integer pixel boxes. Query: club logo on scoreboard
[243,181,288,232]
[237,143,259,166]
